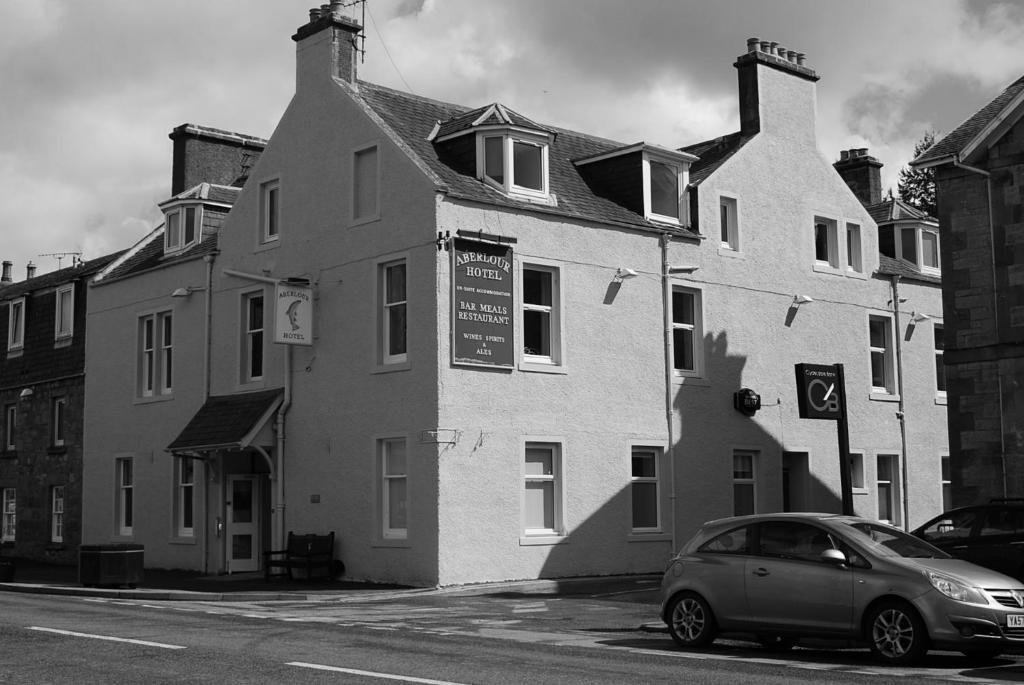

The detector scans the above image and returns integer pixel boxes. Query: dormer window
[900,226,940,274]
[164,204,201,254]
[477,131,550,201]
[646,155,683,223]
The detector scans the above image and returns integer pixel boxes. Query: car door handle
[753,568,770,577]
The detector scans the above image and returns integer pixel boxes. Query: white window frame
[379,260,408,366]
[7,297,25,352]
[260,178,281,243]
[941,454,951,511]
[630,446,662,533]
[732,450,757,516]
[898,225,941,275]
[877,453,900,525]
[868,314,896,395]
[138,311,172,398]
[642,151,687,226]
[719,195,739,252]
[520,262,563,369]
[51,396,66,448]
[934,322,946,398]
[1,488,14,542]
[846,222,863,273]
[522,441,564,538]
[814,216,840,270]
[164,204,201,254]
[3,404,14,452]
[55,284,74,341]
[476,131,551,203]
[352,144,380,224]
[51,485,64,543]
[116,457,133,537]
[176,456,195,538]
[380,438,408,540]
[242,291,265,383]
[672,286,704,378]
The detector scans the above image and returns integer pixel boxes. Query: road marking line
[27,626,186,650]
[287,662,467,684]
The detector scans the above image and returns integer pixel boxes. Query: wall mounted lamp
[669,265,700,274]
[171,286,207,298]
[19,387,33,399]
[792,294,814,306]
[911,311,932,324]
[614,267,639,281]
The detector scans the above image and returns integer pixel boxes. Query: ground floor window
[116,457,134,536]
[524,442,562,535]
[380,438,407,539]
[877,454,900,525]
[1,488,14,541]
[51,485,64,543]
[733,450,756,516]
[941,455,951,511]
[176,457,195,537]
[631,446,661,532]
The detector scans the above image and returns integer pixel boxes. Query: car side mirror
[820,548,847,566]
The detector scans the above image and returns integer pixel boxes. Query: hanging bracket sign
[451,237,514,368]
[274,282,314,346]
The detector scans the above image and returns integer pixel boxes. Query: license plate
[1009,615,1024,628]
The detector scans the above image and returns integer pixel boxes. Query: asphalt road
[3,586,1024,684]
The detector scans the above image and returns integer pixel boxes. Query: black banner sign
[451,238,515,368]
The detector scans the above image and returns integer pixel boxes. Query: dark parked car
[661,512,1024,664]
[913,501,1024,581]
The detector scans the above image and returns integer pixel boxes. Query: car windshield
[844,521,951,559]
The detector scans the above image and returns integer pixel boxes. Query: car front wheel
[666,592,717,648]
[867,600,929,664]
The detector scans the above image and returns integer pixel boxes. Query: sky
[1,0,1022,279]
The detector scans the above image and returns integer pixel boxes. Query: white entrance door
[227,475,260,573]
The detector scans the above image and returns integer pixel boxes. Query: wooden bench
[263,531,338,581]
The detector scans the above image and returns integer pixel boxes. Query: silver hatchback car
[660,512,1024,664]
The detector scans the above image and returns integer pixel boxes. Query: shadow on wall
[537,330,843,579]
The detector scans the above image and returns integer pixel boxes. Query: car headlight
[928,571,988,605]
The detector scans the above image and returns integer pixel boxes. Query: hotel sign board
[274,282,314,346]
[451,238,514,368]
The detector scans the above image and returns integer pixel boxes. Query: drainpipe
[951,156,1005,497]
[890,275,911,530]
[201,253,215,574]
[661,233,678,553]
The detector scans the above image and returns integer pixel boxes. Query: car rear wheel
[666,592,717,648]
[867,600,929,664]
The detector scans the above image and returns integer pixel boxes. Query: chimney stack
[293,5,363,90]
[735,37,819,142]
[834,148,883,207]
[1,261,11,283]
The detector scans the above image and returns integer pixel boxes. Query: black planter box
[79,544,144,587]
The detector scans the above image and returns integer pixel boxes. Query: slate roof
[867,198,936,225]
[0,252,124,300]
[680,132,753,186]
[914,75,1024,166]
[355,81,700,238]
[167,389,284,452]
[875,254,941,286]
[434,103,555,141]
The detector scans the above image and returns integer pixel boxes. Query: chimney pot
[840,150,850,161]
[787,50,797,63]
[760,40,770,52]
[309,7,321,21]
[26,262,35,279]
[747,38,760,53]
[1,261,11,283]
[796,53,806,66]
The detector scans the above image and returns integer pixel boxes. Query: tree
[897,131,937,217]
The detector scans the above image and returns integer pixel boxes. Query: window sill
[717,247,743,259]
[852,487,869,496]
[47,446,68,456]
[350,214,382,228]
[6,348,23,359]
[844,269,868,280]
[868,391,900,403]
[134,394,174,406]
[673,375,710,387]
[812,263,844,276]
[168,537,197,546]
[54,337,72,349]
[372,538,410,548]
[519,535,568,546]
[254,239,280,254]
[519,360,567,375]
[935,394,948,406]
[627,533,671,542]
[372,361,411,375]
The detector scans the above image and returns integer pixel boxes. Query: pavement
[0,557,666,612]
